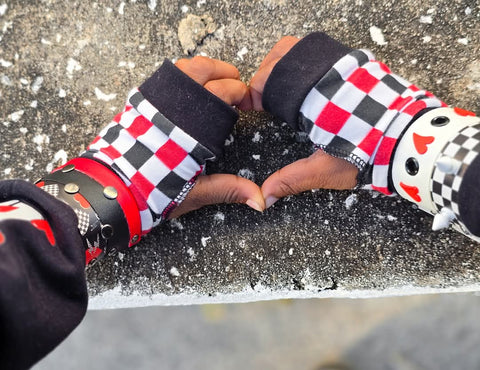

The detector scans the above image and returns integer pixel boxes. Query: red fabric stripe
[374,136,397,165]
[31,220,56,246]
[371,185,393,195]
[0,205,18,212]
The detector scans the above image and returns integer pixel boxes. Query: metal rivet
[62,164,75,173]
[103,186,118,200]
[431,116,450,127]
[405,157,419,176]
[64,183,80,194]
[101,224,114,239]
[131,235,139,244]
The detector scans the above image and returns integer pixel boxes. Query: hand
[170,56,265,218]
[250,37,358,208]
[249,36,300,111]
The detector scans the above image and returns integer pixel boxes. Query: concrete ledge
[1,1,479,309]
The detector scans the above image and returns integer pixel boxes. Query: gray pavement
[35,293,480,370]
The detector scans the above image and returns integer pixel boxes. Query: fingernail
[246,199,263,213]
[265,196,279,209]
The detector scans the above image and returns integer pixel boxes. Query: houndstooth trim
[82,89,213,233]
[299,49,445,194]
[74,208,90,236]
[41,184,60,198]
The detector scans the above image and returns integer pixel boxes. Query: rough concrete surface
[0,0,479,306]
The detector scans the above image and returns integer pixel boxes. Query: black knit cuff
[262,32,352,130]
[458,153,480,237]
[139,60,239,159]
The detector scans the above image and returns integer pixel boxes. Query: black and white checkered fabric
[431,123,480,221]
[41,184,60,198]
[82,89,214,233]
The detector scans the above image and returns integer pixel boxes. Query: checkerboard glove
[263,32,446,195]
[81,60,238,235]
[263,32,480,241]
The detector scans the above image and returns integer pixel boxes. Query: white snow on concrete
[236,46,248,61]
[0,4,7,17]
[420,15,433,24]
[201,236,211,247]
[369,26,388,45]
[0,58,12,67]
[252,132,262,142]
[94,87,117,101]
[66,58,81,78]
[31,76,43,93]
[345,193,358,210]
[9,109,24,122]
[148,0,157,11]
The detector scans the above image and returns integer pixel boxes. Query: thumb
[169,174,265,219]
[261,150,359,208]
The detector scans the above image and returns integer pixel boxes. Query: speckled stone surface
[0,0,479,307]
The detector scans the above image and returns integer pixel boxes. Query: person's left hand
[170,56,265,217]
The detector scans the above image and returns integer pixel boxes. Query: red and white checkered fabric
[82,89,214,234]
[299,50,446,195]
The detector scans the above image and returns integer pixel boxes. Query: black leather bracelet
[37,165,130,256]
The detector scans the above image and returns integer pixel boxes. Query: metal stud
[64,183,80,194]
[62,164,75,173]
[103,186,118,200]
[131,235,139,244]
[436,156,462,175]
[101,224,114,239]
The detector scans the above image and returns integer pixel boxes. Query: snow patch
[420,15,433,24]
[369,26,387,45]
[0,4,7,16]
[169,267,180,276]
[237,46,248,61]
[94,87,117,101]
[66,58,81,78]
[237,168,255,181]
[148,0,157,11]
[0,58,12,67]
[31,76,43,93]
[9,110,24,122]
[252,132,262,143]
[345,193,358,210]
[201,236,211,247]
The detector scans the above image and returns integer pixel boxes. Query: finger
[261,150,359,208]
[204,79,252,109]
[175,56,240,86]
[258,36,300,70]
[249,58,280,111]
[169,174,265,219]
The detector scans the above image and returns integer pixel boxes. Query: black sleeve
[0,180,88,370]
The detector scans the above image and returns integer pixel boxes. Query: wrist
[139,59,238,158]
[262,32,353,128]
